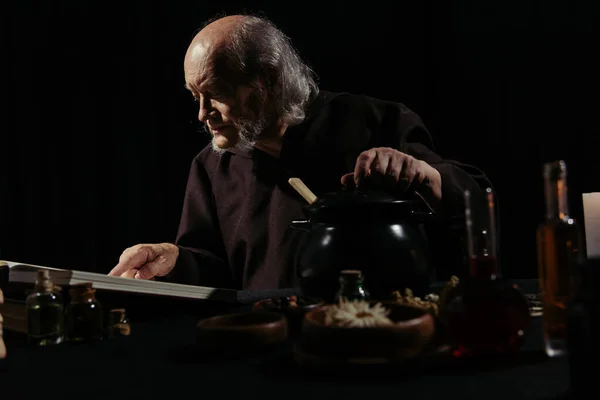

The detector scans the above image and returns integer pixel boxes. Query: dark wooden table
[0,280,573,400]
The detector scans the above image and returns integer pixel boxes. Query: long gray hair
[218,15,319,127]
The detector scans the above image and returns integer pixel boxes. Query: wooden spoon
[288,178,318,205]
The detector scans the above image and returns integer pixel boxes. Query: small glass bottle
[334,270,370,302]
[65,283,103,342]
[107,309,131,338]
[442,188,531,357]
[25,269,65,346]
[536,160,584,357]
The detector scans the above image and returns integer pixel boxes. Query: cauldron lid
[304,189,422,222]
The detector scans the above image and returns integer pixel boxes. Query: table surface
[0,280,572,400]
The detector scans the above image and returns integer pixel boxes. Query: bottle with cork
[536,160,584,358]
[25,269,65,346]
[65,282,103,342]
[334,269,370,302]
[107,308,131,338]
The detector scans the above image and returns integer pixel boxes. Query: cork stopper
[339,269,364,283]
[35,269,54,292]
[109,308,126,320]
[69,282,96,302]
[38,269,50,280]
[340,269,363,278]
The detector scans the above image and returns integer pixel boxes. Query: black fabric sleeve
[158,153,234,288]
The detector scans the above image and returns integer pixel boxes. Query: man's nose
[198,97,213,122]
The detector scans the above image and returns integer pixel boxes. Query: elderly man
[109,15,492,290]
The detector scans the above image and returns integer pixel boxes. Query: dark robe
[163,91,493,290]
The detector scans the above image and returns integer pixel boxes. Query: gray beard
[210,114,268,155]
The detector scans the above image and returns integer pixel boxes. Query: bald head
[184,14,318,133]
[196,15,247,44]
[185,15,247,63]
[184,15,248,80]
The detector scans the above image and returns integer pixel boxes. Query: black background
[2,0,599,279]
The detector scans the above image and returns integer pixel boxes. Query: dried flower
[392,288,440,316]
[324,299,393,328]
[389,276,463,317]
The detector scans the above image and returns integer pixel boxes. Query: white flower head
[324,299,393,328]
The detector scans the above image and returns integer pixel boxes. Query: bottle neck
[465,188,499,279]
[340,278,363,292]
[544,175,570,220]
[34,280,54,293]
[69,285,96,303]
[72,294,95,303]
[109,310,126,325]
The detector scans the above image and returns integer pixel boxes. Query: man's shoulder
[191,143,251,170]
[316,90,413,117]
[194,143,216,163]
[189,143,226,169]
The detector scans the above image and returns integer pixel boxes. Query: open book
[1,260,298,304]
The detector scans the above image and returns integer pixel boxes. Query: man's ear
[257,65,278,92]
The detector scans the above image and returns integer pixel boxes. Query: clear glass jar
[26,269,64,346]
[65,283,103,342]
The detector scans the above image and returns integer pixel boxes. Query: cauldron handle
[290,219,312,233]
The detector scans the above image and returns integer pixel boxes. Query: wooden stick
[288,178,318,205]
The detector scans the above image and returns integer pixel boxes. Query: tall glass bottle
[26,269,65,346]
[536,160,584,357]
[442,188,531,357]
[334,270,370,302]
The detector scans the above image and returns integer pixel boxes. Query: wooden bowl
[196,311,288,356]
[300,302,435,362]
[253,296,323,336]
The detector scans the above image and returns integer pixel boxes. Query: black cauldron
[290,189,436,302]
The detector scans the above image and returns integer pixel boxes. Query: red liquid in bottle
[443,256,532,357]
[469,255,498,280]
[443,189,532,357]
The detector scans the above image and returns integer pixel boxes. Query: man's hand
[1,288,6,359]
[341,147,442,209]
[108,243,179,280]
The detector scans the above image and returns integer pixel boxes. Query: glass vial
[334,270,370,302]
[25,269,65,346]
[536,160,584,357]
[466,187,499,279]
[107,309,131,338]
[65,283,103,342]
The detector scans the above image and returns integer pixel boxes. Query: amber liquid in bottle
[536,161,583,358]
